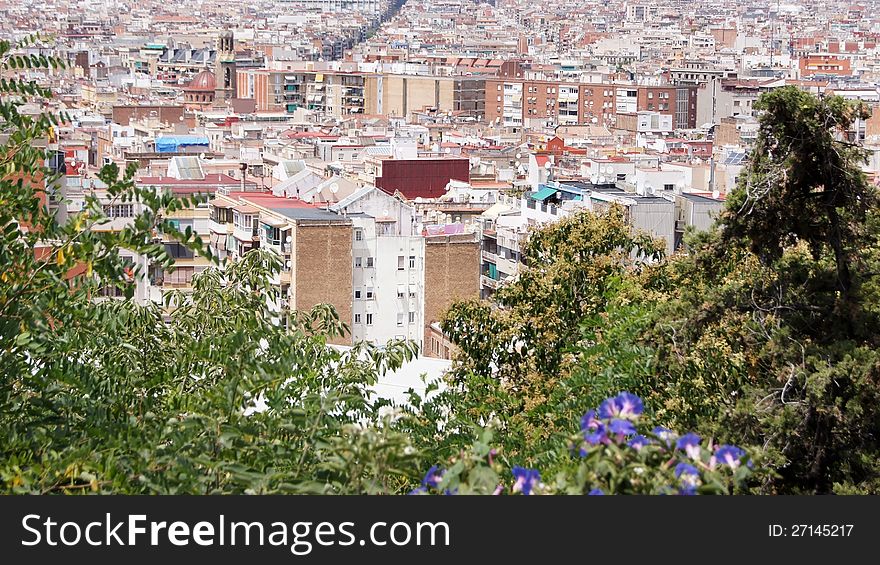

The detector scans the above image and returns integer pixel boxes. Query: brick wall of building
[112,105,184,126]
[294,221,353,344]
[423,234,480,358]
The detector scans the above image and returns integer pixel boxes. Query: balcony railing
[481,275,499,289]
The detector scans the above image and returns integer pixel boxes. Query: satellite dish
[544,161,552,170]
[199,152,205,159]
[591,175,599,184]
[598,175,606,183]
[382,209,389,217]
[604,165,613,174]
[515,153,522,160]
[286,260,291,268]
[329,182,339,194]
[286,235,292,243]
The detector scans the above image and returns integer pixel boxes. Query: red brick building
[637,85,698,129]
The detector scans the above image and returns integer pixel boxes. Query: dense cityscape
[2,1,880,500]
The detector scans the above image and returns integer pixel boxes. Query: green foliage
[418,207,664,466]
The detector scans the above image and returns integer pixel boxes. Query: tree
[414,206,665,466]
[591,89,880,493]
[723,86,876,303]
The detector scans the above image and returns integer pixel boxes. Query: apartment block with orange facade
[799,55,853,78]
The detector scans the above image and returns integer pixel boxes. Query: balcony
[495,256,519,276]
[233,224,259,243]
[482,250,498,263]
[209,219,233,234]
[480,275,499,289]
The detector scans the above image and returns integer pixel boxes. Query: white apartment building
[350,217,425,347]
[331,185,425,348]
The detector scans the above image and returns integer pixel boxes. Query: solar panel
[722,152,746,165]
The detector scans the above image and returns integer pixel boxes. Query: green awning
[531,187,558,201]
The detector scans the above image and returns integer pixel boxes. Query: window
[497,95,501,102]
[409,289,416,298]
[408,311,415,323]
[366,287,374,300]
[164,266,195,285]
[366,257,374,268]
[354,313,361,324]
[354,256,362,268]
[397,313,404,326]
[366,313,373,325]
[164,242,194,259]
[648,92,653,99]
[664,184,675,191]
[398,255,405,270]
[355,229,363,241]
[408,255,415,269]
[397,288,404,298]
[234,212,255,230]
[103,203,134,218]
[354,288,362,300]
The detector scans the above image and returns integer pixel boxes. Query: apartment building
[484,79,617,128]
[424,233,480,358]
[208,192,353,343]
[235,69,487,119]
[348,217,425,346]
[476,178,726,297]
[330,185,425,347]
[637,85,698,129]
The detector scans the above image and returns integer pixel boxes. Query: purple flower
[675,433,702,460]
[627,434,651,450]
[608,418,636,437]
[581,411,608,445]
[598,392,644,420]
[580,410,599,431]
[675,462,701,491]
[421,465,444,489]
[408,487,427,495]
[512,466,541,496]
[679,486,697,496]
[588,488,604,495]
[715,445,746,468]
[674,462,699,478]
[651,426,675,447]
[584,422,608,446]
